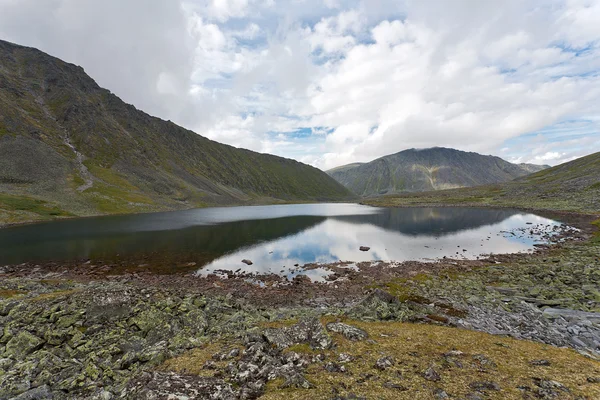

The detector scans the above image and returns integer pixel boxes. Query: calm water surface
[0,204,563,278]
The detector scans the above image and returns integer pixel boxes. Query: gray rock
[5,331,43,359]
[280,372,313,389]
[383,381,408,391]
[326,322,369,341]
[374,356,394,371]
[543,308,600,322]
[529,359,551,366]
[10,385,53,400]
[469,381,501,391]
[264,318,332,350]
[423,366,441,382]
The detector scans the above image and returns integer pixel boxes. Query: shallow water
[0,204,563,276]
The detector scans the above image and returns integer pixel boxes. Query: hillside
[365,151,600,214]
[0,40,353,224]
[327,147,548,197]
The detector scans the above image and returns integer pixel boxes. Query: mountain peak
[327,148,548,197]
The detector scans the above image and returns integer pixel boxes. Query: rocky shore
[1,213,599,399]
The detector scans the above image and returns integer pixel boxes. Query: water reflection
[0,204,561,271]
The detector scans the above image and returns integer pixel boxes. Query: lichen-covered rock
[264,318,332,350]
[346,289,417,321]
[423,366,441,382]
[10,384,53,400]
[326,322,369,341]
[125,371,237,400]
[374,356,394,371]
[5,331,43,359]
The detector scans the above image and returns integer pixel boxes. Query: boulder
[5,331,43,359]
[326,322,369,341]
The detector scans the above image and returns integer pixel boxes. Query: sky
[1,0,599,170]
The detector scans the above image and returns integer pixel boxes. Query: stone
[469,381,501,391]
[280,372,314,389]
[359,246,370,251]
[472,354,497,369]
[542,308,600,322]
[242,259,253,265]
[423,366,441,382]
[383,382,407,391]
[532,378,569,398]
[263,318,332,350]
[374,356,394,371]
[11,385,54,400]
[324,362,346,373]
[529,359,551,366]
[5,331,43,359]
[326,322,369,341]
[338,353,354,363]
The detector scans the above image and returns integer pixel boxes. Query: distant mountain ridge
[0,39,353,224]
[327,147,549,197]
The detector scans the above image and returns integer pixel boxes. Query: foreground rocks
[0,279,322,399]
[1,217,599,399]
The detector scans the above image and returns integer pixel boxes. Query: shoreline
[1,205,599,399]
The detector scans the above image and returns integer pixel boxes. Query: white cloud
[1,0,599,170]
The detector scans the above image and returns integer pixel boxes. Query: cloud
[1,0,599,170]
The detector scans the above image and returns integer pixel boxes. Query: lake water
[0,204,563,277]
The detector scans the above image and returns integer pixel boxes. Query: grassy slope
[364,151,600,214]
[0,39,354,225]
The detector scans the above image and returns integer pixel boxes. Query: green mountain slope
[0,40,354,224]
[365,151,600,213]
[327,147,548,197]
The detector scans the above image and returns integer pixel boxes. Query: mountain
[365,151,600,214]
[326,147,549,197]
[0,40,354,224]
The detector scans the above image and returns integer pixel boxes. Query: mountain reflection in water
[0,204,560,272]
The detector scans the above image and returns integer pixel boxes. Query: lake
[0,204,565,278]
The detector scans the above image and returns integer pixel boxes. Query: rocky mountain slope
[366,151,600,214]
[327,147,548,197]
[0,40,353,224]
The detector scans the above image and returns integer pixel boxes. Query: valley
[1,39,599,400]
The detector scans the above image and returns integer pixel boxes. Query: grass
[30,289,80,302]
[159,319,600,400]
[0,193,72,219]
[0,289,27,298]
[158,341,241,377]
